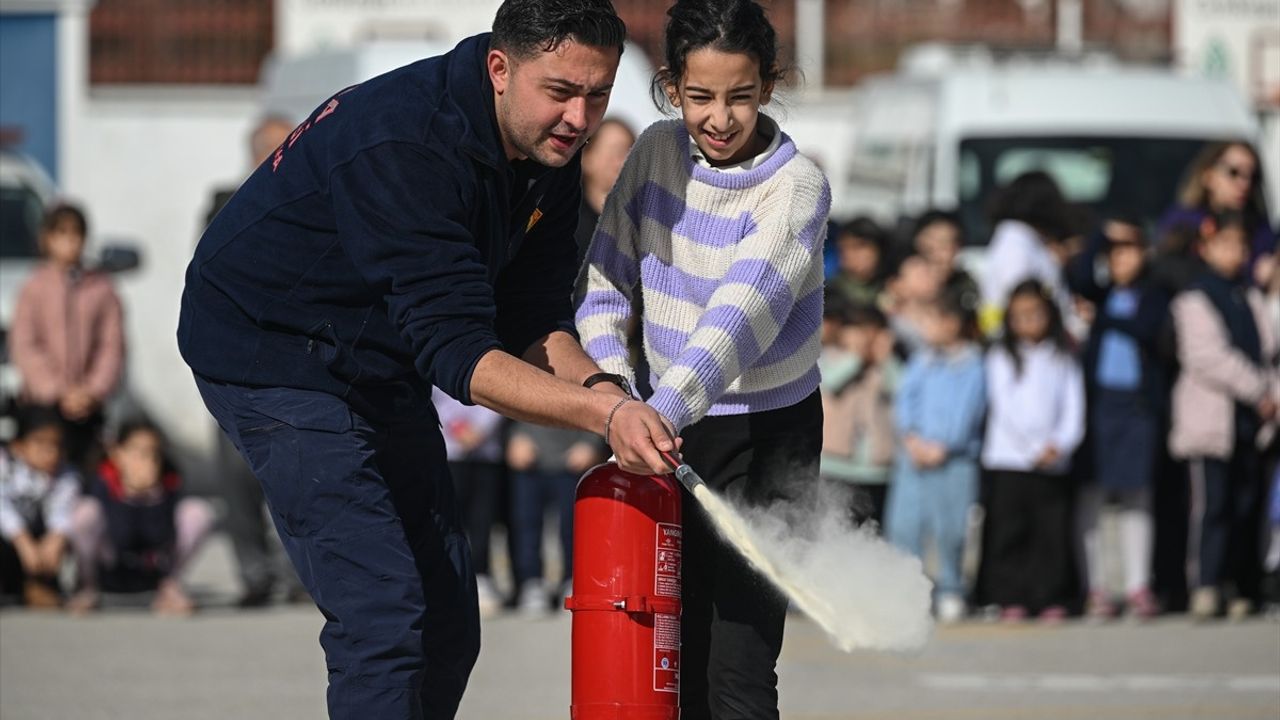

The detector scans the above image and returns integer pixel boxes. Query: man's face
[490,39,620,167]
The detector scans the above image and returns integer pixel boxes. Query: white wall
[61,86,259,481]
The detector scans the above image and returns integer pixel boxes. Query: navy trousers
[195,376,479,719]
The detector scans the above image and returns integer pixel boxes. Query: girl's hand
[1035,446,1061,468]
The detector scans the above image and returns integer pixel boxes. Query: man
[178,1,676,717]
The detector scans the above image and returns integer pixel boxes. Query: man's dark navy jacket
[178,33,581,407]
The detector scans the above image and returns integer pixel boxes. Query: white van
[813,55,1270,244]
[259,39,665,141]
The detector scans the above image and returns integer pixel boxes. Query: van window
[0,185,43,259]
[995,148,1112,203]
[958,136,1209,245]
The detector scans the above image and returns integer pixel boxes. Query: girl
[575,0,829,713]
[980,280,1085,623]
[819,303,900,530]
[1066,219,1171,620]
[885,289,986,624]
[0,407,80,608]
[10,202,125,477]
[1169,210,1277,621]
[68,418,215,614]
[979,171,1079,338]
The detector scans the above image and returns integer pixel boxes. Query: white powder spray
[689,482,934,652]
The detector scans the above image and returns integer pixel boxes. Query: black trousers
[1189,440,1262,599]
[979,470,1074,613]
[678,392,822,720]
[448,460,504,578]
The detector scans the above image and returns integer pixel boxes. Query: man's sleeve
[493,161,584,357]
[329,141,502,403]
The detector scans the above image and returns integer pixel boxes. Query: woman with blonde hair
[1158,141,1275,287]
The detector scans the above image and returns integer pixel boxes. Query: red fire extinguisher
[565,461,683,719]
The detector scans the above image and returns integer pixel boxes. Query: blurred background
[0,0,1276,475]
[0,1,1278,718]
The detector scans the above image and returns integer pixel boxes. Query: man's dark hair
[491,0,626,59]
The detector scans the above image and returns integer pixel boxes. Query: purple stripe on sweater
[642,305,763,372]
[756,286,822,366]
[584,230,638,288]
[575,289,631,321]
[640,254,796,327]
[648,386,695,430]
[584,335,629,363]
[722,258,794,326]
[639,255,719,307]
[704,365,820,416]
[676,122,802,191]
[795,183,833,253]
[626,182,757,248]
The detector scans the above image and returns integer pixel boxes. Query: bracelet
[603,397,635,446]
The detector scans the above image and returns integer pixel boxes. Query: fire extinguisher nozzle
[674,464,705,493]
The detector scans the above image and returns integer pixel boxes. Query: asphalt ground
[1,534,1278,720]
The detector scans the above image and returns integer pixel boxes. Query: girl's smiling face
[667,47,773,167]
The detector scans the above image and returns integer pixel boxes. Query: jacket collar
[447,33,508,171]
[447,33,558,182]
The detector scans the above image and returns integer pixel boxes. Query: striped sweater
[575,118,831,430]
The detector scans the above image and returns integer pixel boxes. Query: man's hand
[607,400,680,476]
[469,350,676,476]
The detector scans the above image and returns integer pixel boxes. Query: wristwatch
[583,372,633,397]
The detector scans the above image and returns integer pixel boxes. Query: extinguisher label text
[655,523,682,598]
[654,612,680,693]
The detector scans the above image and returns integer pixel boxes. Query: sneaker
[1226,598,1252,622]
[1038,605,1068,625]
[936,593,966,625]
[1085,591,1116,622]
[999,605,1028,624]
[476,574,502,619]
[1125,588,1159,621]
[517,579,549,618]
[1190,586,1219,621]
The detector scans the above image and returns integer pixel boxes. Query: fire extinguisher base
[570,703,680,720]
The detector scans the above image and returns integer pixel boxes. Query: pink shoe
[999,605,1028,623]
[1038,605,1068,625]
[1085,591,1116,621]
[1125,588,1160,620]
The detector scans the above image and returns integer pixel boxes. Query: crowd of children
[821,150,1279,624]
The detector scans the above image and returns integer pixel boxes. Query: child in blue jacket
[886,289,986,623]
